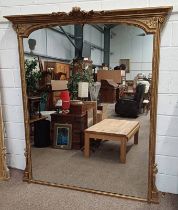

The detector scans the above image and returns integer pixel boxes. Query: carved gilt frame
[0,93,9,180]
[4,6,172,203]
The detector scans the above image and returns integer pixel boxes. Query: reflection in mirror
[23,23,153,198]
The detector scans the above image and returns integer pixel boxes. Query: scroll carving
[23,147,30,181]
[0,97,9,180]
[1,147,9,179]
[151,163,159,203]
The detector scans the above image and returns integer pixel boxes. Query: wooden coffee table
[84,119,140,163]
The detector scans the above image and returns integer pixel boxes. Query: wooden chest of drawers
[50,112,87,149]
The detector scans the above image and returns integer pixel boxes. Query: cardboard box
[97,70,122,83]
[51,80,68,91]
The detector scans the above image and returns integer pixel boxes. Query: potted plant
[25,58,42,96]
[67,68,93,100]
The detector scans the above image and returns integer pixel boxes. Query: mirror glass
[23,23,153,198]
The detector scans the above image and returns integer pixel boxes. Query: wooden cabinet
[51,112,87,149]
[44,61,70,80]
[99,80,119,103]
[28,96,41,119]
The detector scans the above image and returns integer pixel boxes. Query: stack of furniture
[50,111,87,149]
[50,101,108,150]
[44,61,70,80]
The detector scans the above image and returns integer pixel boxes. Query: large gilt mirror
[5,6,172,203]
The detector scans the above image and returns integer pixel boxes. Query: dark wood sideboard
[50,112,87,149]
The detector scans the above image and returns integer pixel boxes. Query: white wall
[84,24,104,65]
[23,26,74,60]
[0,0,178,194]
[23,24,103,65]
[110,24,153,80]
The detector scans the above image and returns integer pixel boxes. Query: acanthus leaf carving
[13,24,32,36]
[139,16,165,30]
[139,17,159,30]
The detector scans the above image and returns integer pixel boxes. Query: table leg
[134,129,139,145]
[84,132,90,158]
[120,140,126,163]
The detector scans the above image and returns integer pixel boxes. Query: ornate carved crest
[50,6,107,20]
[51,7,95,19]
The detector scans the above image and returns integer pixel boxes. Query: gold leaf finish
[0,97,10,180]
[5,7,172,37]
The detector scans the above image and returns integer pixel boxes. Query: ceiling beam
[103,27,110,67]
[50,27,104,52]
[58,26,77,49]
[91,24,104,33]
